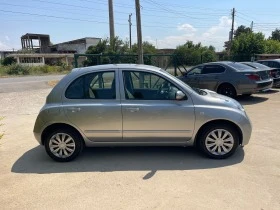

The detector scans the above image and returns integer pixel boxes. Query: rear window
[227,62,254,70]
[243,62,270,69]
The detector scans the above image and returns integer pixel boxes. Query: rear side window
[227,62,253,70]
[65,76,84,99]
[65,71,116,99]
[202,65,225,74]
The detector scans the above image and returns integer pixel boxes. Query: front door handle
[126,107,139,112]
[67,107,81,113]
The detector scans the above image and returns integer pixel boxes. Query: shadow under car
[12,145,245,177]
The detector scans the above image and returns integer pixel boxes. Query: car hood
[202,89,244,111]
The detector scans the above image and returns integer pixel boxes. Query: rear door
[63,70,122,142]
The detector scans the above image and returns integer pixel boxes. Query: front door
[185,66,202,88]
[121,70,195,143]
[199,65,226,90]
[63,70,122,142]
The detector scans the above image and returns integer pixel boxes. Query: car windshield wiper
[193,87,207,95]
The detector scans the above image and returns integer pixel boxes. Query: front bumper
[239,112,252,146]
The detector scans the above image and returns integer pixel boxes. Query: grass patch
[0,64,72,76]
[0,117,4,140]
[47,80,59,87]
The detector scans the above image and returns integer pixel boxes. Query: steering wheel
[157,82,171,99]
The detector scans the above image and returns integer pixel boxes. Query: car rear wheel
[45,128,83,162]
[217,84,237,98]
[198,124,239,159]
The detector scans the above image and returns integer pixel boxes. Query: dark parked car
[256,59,280,87]
[177,61,273,98]
[242,62,280,87]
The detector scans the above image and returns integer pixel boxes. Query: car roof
[72,64,162,73]
[200,61,236,65]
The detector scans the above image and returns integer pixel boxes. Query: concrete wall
[85,38,101,50]
[56,43,87,54]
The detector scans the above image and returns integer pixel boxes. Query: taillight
[270,70,277,78]
[246,74,261,81]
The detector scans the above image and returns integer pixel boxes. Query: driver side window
[123,71,180,100]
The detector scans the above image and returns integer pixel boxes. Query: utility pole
[135,0,143,64]
[230,8,235,45]
[128,13,132,49]
[250,21,254,31]
[108,0,115,44]
[229,7,235,53]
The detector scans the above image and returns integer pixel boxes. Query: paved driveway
[0,87,279,209]
[0,75,64,93]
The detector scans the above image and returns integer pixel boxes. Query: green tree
[174,41,217,65]
[264,39,280,53]
[231,32,266,61]
[269,28,280,41]
[131,41,157,64]
[1,57,16,66]
[234,25,252,38]
[84,37,130,66]
[84,37,157,66]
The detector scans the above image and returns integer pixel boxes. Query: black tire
[45,128,83,162]
[198,124,239,159]
[217,83,237,98]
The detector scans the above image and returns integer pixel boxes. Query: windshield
[192,87,207,95]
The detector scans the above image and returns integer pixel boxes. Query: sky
[0,0,280,52]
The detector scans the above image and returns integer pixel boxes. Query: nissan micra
[34,64,252,162]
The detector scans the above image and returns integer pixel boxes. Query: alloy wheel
[49,133,76,158]
[205,129,234,156]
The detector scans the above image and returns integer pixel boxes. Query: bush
[2,57,16,66]
[0,64,72,76]
[6,64,30,75]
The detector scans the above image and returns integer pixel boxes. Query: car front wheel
[198,124,239,159]
[45,128,83,162]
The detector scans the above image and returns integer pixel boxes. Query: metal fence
[74,54,188,76]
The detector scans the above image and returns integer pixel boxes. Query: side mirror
[175,91,186,100]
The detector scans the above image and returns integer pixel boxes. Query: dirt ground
[0,88,279,210]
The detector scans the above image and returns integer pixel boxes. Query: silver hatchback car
[34,64,252,162]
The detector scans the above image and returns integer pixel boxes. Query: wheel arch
[41,123,85,146]
[194,119,243,146]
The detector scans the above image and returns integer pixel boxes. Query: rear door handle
[126,107,139,112]
[67,107,81,112]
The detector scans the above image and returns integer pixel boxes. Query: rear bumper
[237,79,273,94]
[256,80,273,90]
